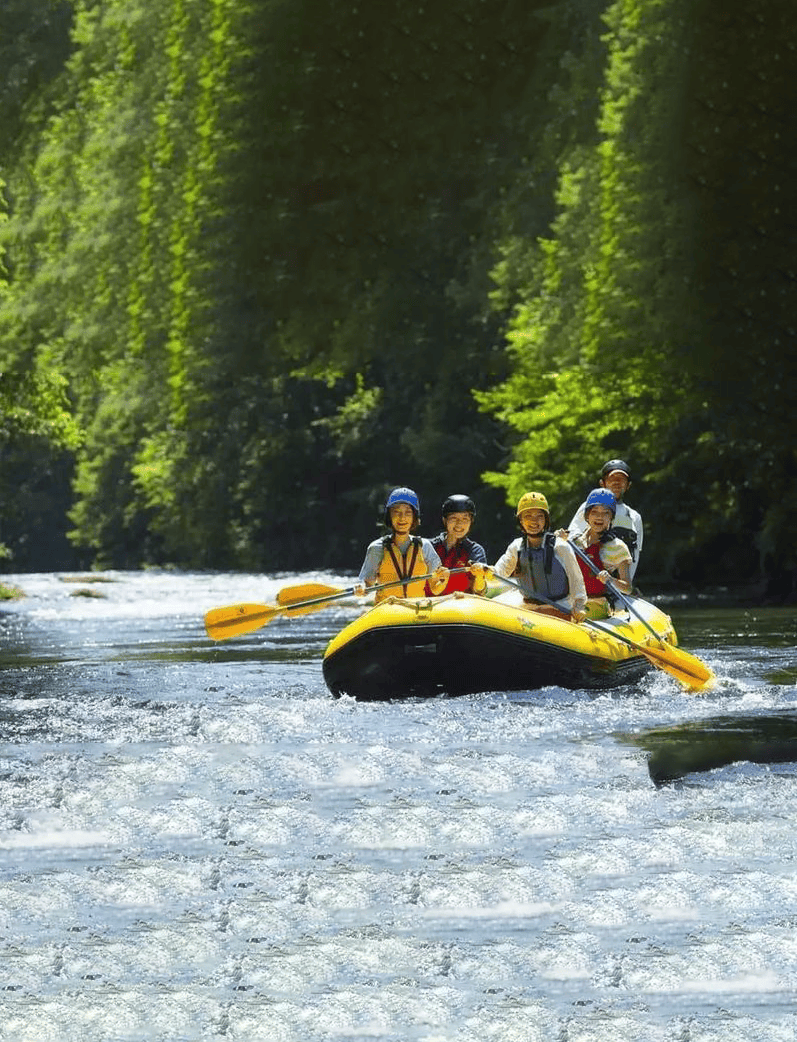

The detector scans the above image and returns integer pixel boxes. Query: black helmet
[441,494,476,517]
[600,459,631,480]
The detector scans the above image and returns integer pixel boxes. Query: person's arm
[567,503,587,537]
[421,539,449,594]
[634,511,643,563]
[468,542,487,564]
[492,540,519,579]
[466,542,489,593]
[598,538,632,593]
[609,559,632,593]
[616,504,643,580]
[355,542,384,595]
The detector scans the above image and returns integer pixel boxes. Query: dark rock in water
[619,713,797,785]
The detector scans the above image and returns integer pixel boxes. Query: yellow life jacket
[374,536,428,602]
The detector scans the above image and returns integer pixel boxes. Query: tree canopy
[0,0,794,597]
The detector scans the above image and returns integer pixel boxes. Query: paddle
[204,568,471,641]
[566,537,715,690]
[491,572,714,691]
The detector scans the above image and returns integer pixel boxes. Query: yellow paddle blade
[204,602,278,641]
[277,583,344,603]
[276,583,348,617]
[588,618,715,692]
[205,583,355,640]
[634,640,715,691]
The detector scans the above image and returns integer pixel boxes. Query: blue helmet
[584,487,616,520]
[384,487,420,527]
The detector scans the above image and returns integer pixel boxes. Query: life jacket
[607,523,637,561]
[516,533,569,602]
[579,542,608,597]
[375,535,427,602]
[425,535,475,595]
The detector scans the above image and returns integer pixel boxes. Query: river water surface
[0,570,796,1041]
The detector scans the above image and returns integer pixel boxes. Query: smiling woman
[425,494,488,597]
[490,491,587,622]
[354,487,450,601]
[566,487,633,608]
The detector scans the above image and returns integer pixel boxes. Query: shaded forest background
[1,0,795,597]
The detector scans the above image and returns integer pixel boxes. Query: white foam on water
[1,572,796,1039]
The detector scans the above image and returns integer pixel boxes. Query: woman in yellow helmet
[486,491,587,622]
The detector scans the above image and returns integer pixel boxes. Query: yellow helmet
[516,491,549,517]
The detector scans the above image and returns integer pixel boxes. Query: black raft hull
[322,593,671,700]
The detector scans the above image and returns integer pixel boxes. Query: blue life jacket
[517,533,569,601]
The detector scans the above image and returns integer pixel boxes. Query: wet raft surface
[322,592,672,699]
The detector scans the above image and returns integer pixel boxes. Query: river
[0,570,796,1041]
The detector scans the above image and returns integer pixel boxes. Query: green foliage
[0,0,794,594]
[0,0,73,154]
[479,0,797,592]
[0,433,79,571]
[481,0,697,519]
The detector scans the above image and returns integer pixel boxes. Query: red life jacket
[425,537,473,595]
[578,542,607,597]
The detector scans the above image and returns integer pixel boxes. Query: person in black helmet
[567,459,643,580]
[424,495,489,596]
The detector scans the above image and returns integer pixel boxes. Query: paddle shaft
[205,567,474,641]
[566,537,664,644]
[287,567,472,609]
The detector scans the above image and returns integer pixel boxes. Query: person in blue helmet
[567,459,643,580]
[355,487,450,603]
[564,488,632,617]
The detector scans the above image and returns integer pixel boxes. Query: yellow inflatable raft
[322,590,678,700]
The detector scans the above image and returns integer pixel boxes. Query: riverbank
[1,572,790,608]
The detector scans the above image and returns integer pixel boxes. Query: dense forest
[1,0,795,597]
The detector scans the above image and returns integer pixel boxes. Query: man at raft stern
[355,487,449,602]
[568,459,643,581]
[488,491,587,623]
